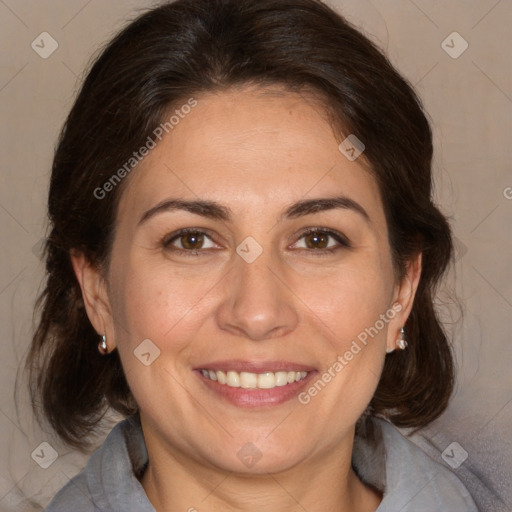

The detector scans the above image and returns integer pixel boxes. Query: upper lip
[194,360,316,373]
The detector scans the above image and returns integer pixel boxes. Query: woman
[27,0,478,510]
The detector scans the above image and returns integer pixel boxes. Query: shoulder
[43,475,96,512]
[44,415,153,512]
[353,417,479,512]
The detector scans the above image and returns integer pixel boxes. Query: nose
[215,250,299,341]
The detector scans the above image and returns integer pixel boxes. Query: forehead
[117,86,385,229]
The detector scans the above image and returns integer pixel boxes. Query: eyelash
[162,227,351,257]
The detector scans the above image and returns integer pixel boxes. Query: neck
[139,426,381,512]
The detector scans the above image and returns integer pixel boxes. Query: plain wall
[0,0,510,510]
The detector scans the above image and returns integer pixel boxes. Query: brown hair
[25,0,454,450]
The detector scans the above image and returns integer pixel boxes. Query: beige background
[0,0,510,510]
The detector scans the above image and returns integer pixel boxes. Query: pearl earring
[386,327,408,353]
[98,334,109,355]
[396,327,408,350]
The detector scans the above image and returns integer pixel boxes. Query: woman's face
[81,86,418,474]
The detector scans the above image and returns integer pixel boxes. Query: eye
[161,227,350,256]
[292,228,350,253]
[163,228,218,254]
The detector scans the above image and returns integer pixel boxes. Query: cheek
[109,257,219,350]
[295,256,393,415]
[107,260,214,412]
[297,258,393,346]
[293,255,393,409]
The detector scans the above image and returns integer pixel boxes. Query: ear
[386,252,422,353]
[70,250,116,352]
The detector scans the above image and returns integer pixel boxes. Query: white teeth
[258,372,275,389]
[240,371,257,389]
[200,369,309,389]
[226,371,240,387]
[275,371,288,386]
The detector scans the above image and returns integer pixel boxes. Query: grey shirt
[44,414,478,511]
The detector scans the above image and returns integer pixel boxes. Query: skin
[72,85,421,512]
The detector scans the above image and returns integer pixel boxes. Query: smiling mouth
[199,369,309,389]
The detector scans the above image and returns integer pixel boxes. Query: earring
[98,334,109,355]
[396,327,408,350]
[386,327,408,353]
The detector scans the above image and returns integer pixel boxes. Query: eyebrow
[138,196,371,226]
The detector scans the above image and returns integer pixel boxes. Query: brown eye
[304,231,330,249]
[163,229,217,254]
[293,228,350,253]
[179,232,204,250]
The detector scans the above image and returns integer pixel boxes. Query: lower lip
[196,370,318,407]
